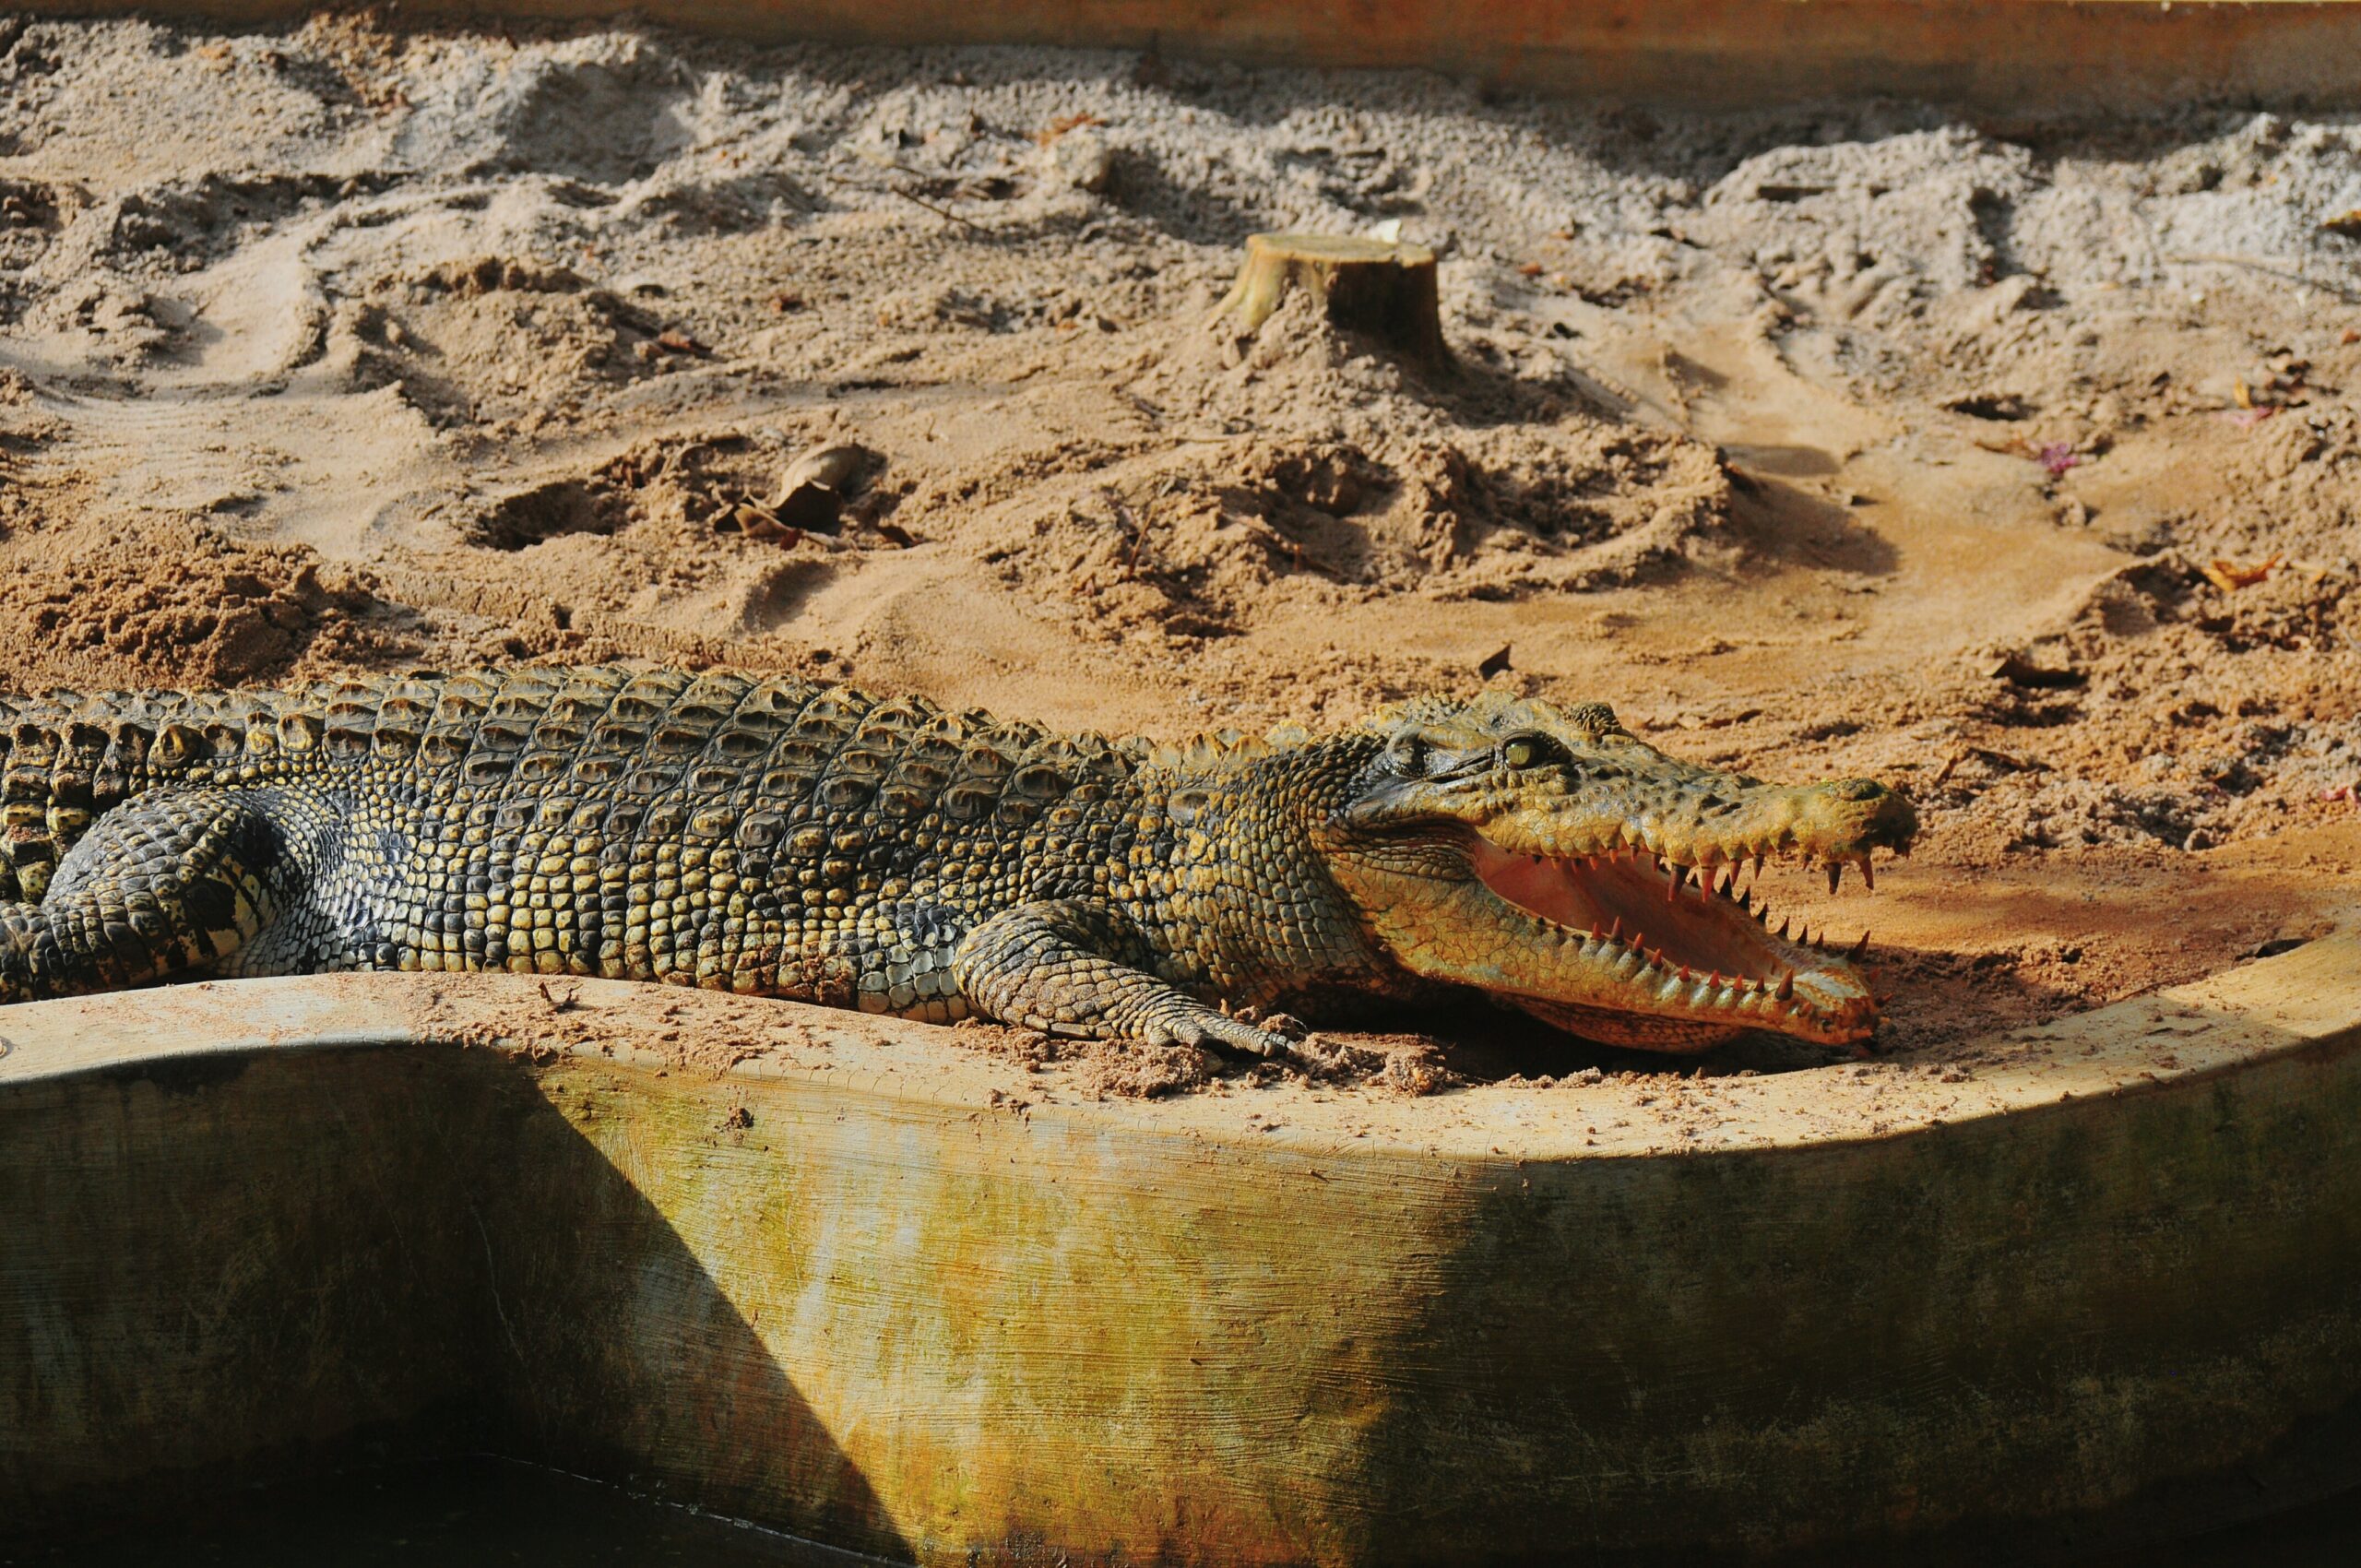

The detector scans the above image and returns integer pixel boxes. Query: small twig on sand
[884,184,989,232]
[824,166,991,233]
[1932,746,2043,788]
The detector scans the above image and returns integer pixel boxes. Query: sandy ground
[1,13,2358,1093]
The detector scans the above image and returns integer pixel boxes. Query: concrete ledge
[16,2,2361,112]
[5,934,2361,1562]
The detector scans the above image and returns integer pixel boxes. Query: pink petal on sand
[2037,442,2082,475]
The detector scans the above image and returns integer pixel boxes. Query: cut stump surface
[1216,232,1447,363]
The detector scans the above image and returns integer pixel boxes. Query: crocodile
[0,665,1915,1054]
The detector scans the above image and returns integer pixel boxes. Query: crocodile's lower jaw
[1467,834,1879,1046]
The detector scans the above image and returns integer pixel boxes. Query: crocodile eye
[1502,733,1563,770]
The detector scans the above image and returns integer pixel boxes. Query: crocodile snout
[1821,777,1917,852]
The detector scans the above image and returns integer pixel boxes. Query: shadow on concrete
[1344,989,2361,1567]
[17,1453,891,1568]
[0,1046,913,1564]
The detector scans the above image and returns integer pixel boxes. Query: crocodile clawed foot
[1145,1004,1302,1063]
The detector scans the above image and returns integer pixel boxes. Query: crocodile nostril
[1832,778,1888,802]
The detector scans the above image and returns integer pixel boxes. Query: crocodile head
[1316,693,1918,1052]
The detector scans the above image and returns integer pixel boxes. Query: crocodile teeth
[1859,857,1875,893]
[1826,861,1842,895]
[1848,930,1871,958]
[1468,832,1886,1031]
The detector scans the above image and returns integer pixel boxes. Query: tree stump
[1214,232,1447,364]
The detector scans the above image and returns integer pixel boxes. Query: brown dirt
[2,14,2356,1100]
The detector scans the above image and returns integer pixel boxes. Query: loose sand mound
[2,14,2356,1093]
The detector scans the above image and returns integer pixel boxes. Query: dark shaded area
[2084,1480,2361,1568]
[0,1047,910,1563]
[1721,466,1900,578]
[1335,930,2092,1081]
[461,480,630,552]
[1349,1018,2361,1567]
[6,1455,896,1567]
[8,1448,2361,1566]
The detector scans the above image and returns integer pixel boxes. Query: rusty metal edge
[13,0,2361,111]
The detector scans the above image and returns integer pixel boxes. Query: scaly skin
[0,667,1915,1055]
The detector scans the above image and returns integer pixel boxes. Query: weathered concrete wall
[0,1045,493,1529]
[13,1,2361,112]
[4,935,2361,1562]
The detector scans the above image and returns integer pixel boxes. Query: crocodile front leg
[951,898,1296,1058]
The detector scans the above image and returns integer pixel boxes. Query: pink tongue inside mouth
[1472,845,1598,930]
[1469,837,1774,981]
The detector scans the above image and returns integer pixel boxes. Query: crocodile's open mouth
[1468,832,1880,1042]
